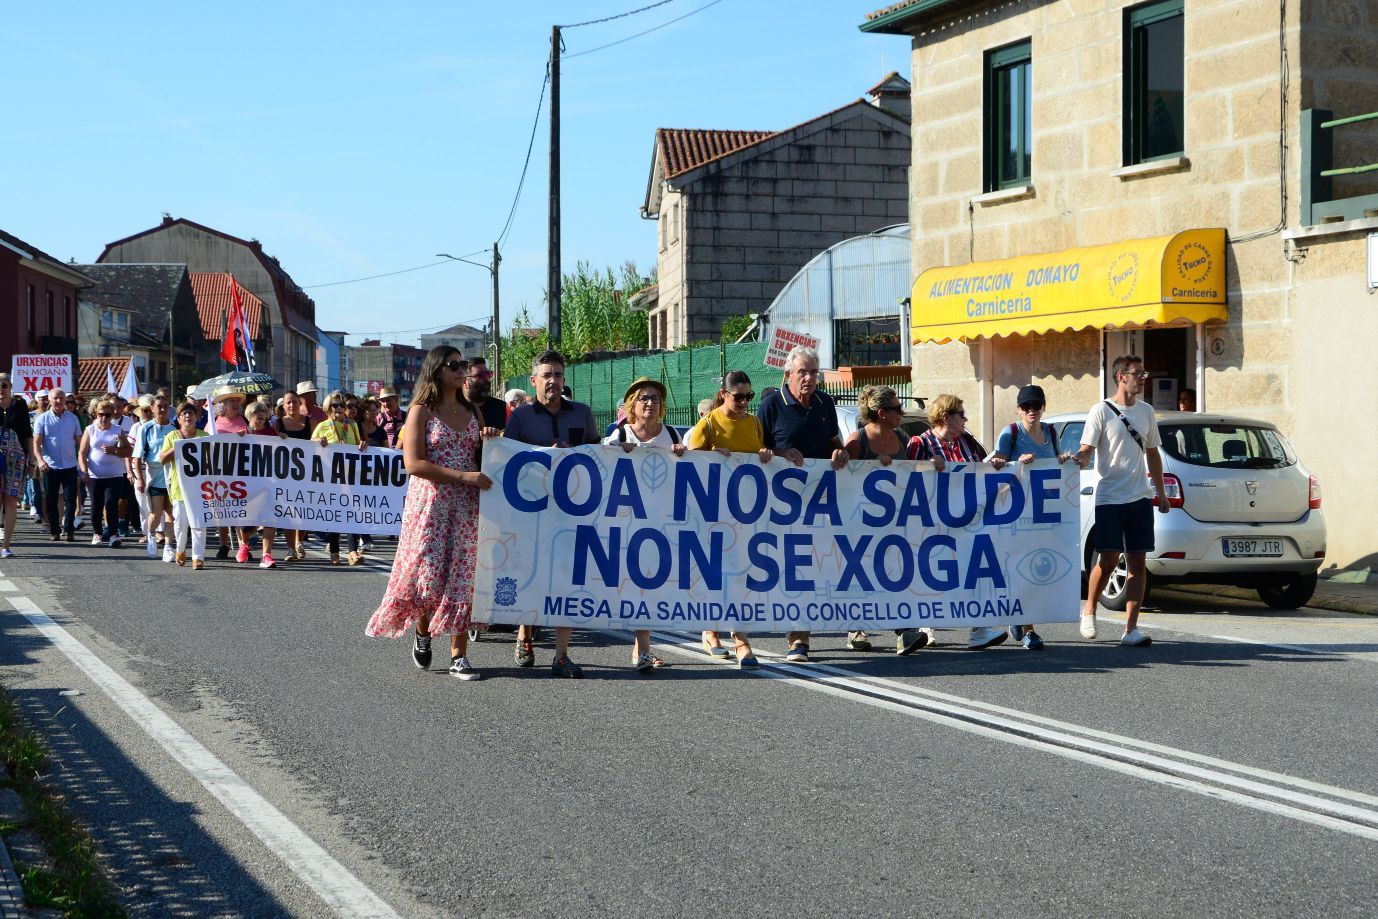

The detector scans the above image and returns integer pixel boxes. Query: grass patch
[0,687,126,918]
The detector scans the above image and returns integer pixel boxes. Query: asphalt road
[2,522,1377,918]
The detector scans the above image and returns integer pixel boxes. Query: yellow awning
[911,229,1228,344]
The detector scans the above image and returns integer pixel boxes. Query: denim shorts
[1094,498,1155,554]
[148,486,169,498]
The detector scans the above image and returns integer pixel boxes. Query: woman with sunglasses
[160,402,209,568]
[602,377,687,673]
[208,386,255,563]
[906,394,1008,651]
[77,398,132,548]
[988,384,1077,650]
[312,393,367,565]
[686,370,773,669]
[842,386,932,656]
[367,348,496,680]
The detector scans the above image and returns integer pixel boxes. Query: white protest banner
[11,354,73,401]
[174,435,408,534]
[765,325,820,369]
[473,439,1081,633]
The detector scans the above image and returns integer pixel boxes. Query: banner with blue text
[473,438,1081,633]
[175,435,408,534]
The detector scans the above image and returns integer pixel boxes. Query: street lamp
[437,245,501,381]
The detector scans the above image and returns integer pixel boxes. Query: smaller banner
[174,435,409,534]
[765,326,820,369]
[11,354,73,400]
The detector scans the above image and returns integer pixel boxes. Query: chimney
[867,72,912,122]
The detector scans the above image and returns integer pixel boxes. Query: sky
[4,1,911,348]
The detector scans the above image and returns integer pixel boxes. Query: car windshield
[1159,423,1297,469]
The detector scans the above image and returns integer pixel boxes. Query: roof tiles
[188,272,265,341]
[77,357,132,397]
[656,128,776,178]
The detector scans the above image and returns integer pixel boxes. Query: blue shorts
[1094,498,1155,554]
[148,486,169,498]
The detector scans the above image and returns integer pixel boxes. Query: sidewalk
[1159,569,1378,616]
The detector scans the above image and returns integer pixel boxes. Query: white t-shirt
[601,424,676,450]
[1080,398,1161,506]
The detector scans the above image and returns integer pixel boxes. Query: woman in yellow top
[159,402,209,569]
[686,370,773,669]
[311,393,367,565]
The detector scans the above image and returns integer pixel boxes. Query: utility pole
[491,241,502,381]
[547,24,562,346]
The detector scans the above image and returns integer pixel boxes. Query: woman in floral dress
[366,347,495,680]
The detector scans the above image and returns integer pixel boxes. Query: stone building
[862,0,1378,570]
[74,263,200,393]
[641,80,912,348]
[98,217,320,389]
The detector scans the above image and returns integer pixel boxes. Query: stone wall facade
[654,103,910,346]
[895,0,1378,568]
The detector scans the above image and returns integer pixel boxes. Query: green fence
[505,344,918,432]
[506,343,772,430]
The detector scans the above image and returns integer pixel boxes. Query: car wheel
[1098,555,1144,612]
[1256,573,1318,610]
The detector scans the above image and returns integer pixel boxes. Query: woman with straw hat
[602,376,687,673]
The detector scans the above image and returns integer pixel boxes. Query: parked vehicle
[834,395,930,441]
[1047,410,1326,610]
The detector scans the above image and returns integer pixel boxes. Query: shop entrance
[1104,326,1200,410]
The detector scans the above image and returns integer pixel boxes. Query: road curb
[0,834,25,919]
[1157,583,1378,617]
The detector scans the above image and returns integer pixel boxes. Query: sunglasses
[443,360,464,372]
[97,412,113,418]
[1019,403,1045,412]
[948,410,967,418]
[881,404,903,413]
[728,391,755,402]
[634,394,662,404]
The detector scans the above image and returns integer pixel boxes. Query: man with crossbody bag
[1074,356,1170,647]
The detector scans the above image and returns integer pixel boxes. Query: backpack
[616,420,681,445]
[1007,422,1059,456]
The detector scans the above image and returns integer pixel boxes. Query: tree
[502,262,653,376]
[720,314,755,344]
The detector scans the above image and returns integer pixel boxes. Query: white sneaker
[162,546,175,563]
[920,627,938,647]
[1079,615,1097,640]
[147,540,158,559]
[968,627,1008,650]
[1120,628,1152,647]
[91,534,103,546]
[448,656,481,681]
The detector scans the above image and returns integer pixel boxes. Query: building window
[1125,0,1184,164]
[671,201,681,244]
[26,285,35,347]
[834,316,903,367]
[984,40,1032,191]
[46,291,54,333]
[64,296,73,335]
[100,309,130,337]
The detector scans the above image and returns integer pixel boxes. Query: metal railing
[1301,108,1378,224]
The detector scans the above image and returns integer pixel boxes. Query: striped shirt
[906,429,988,463]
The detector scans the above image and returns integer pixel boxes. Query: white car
[1046,410,1326,610]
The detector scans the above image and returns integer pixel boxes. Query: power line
[564,0,724,59]
[558,0,677,28]
[301,252,486,289]
[498,62,551,251]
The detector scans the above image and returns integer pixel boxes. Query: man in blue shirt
[503,349,599,679]
[755,346,848,663]
[33,388,82,540]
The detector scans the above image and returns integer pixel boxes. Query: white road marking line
[7,594,400,919]
[649,631,1378,841]
[1098,614,1378,659]
[0,580,16,592]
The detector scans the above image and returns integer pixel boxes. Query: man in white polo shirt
[1074,355,1171,647]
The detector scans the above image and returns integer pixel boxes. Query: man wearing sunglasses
[463,357,507,431]
[1075,354,1170,648]
[503,348,600,678]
